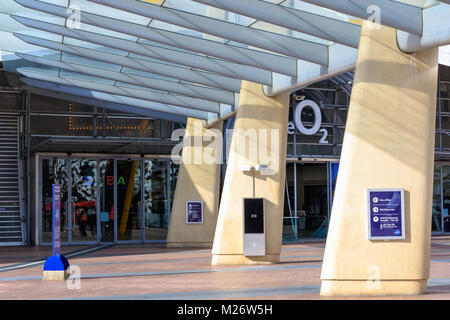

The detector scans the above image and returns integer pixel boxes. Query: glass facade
[99,159,114,242]
[143,160,170,241]
[28,66,450,245]
[433,165,450,234]
[39,156,178,245]
[40,158,69,243]
[71,159,97,242]
[116,159,142,241]
[283,67,450,241]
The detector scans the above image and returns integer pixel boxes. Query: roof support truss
[16,53,235,107]
[397,4,450,53]
[18,65,226,114]
[298,0,422,35]
[21,77,212,120]
[192,0,361,48]
[26,86,188,123]
[13,0,302,72]
[89,0,330,62]
[11,16,275,83]
[14,33,242,93]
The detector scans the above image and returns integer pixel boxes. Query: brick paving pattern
[0,237,449,300]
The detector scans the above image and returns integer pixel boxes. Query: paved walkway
[1,237,450,300]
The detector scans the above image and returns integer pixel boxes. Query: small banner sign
[53,184,61,256]
[186,201,203,224]
[367,189,405,240]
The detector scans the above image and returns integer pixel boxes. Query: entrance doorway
[432,164,450,235]
[38,154,177,245]
[284,161,330,240]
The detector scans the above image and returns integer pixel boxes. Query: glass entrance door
[442,166,450,233]
[40,155,175,244]
[70,159,98,243]
[143,160,170,241]
[99,159,114,242]
[432,166,443,233]
[116,159,142,241]
[40,158,69,244]
[283,163,298,242]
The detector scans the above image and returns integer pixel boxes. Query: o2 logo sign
[287,100,328,144]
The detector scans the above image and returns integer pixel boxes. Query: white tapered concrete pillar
[211,81,289,265]
[166,118,223,248]
[320,22,439,296]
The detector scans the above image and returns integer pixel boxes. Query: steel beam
[397,4,450,52]
[16,53,233,107]
[21,77,211,120]
[26,86,188,123]
[192,0,361,48]
[14,33,242,92]
[299,0,422,35]
[265,44,358,96]
[12,0,300,73]
[17,65,223,113]
[90,0,329,63]
[10,16,275,83]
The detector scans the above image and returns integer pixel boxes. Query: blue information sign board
[53,184,61,256]
[186,201,203,224]
[367,189,405,240]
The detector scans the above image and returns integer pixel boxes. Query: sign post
[43,184,70,280]
[367,189,405,240]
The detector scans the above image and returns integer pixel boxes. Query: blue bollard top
[43,255,70,271]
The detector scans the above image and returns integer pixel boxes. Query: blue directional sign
[43,184,69,276]
[186,201,203,224]
[367,189,405,240]
[53,184,61,256]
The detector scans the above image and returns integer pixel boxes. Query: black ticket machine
[243,198,265,256]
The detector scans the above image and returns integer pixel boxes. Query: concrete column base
[320,280,427,296]
[211,254,280,266]
[43,270,69,281]
[166,242,212,249]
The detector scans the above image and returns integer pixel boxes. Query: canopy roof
[0,0,449,125]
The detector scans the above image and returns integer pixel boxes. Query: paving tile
[0,237,449,299]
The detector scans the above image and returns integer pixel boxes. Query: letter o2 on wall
[294,100,322,135]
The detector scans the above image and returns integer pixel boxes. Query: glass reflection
[144,160,169,240]
[117,159,142,241]
[442,166,450,233]
[41,158,69,243]
[432,166,442,233]
[99,159,114,242]
[71,159,97,242]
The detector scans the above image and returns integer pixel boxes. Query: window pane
[41,158,69,243]
[432,167,442,233]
